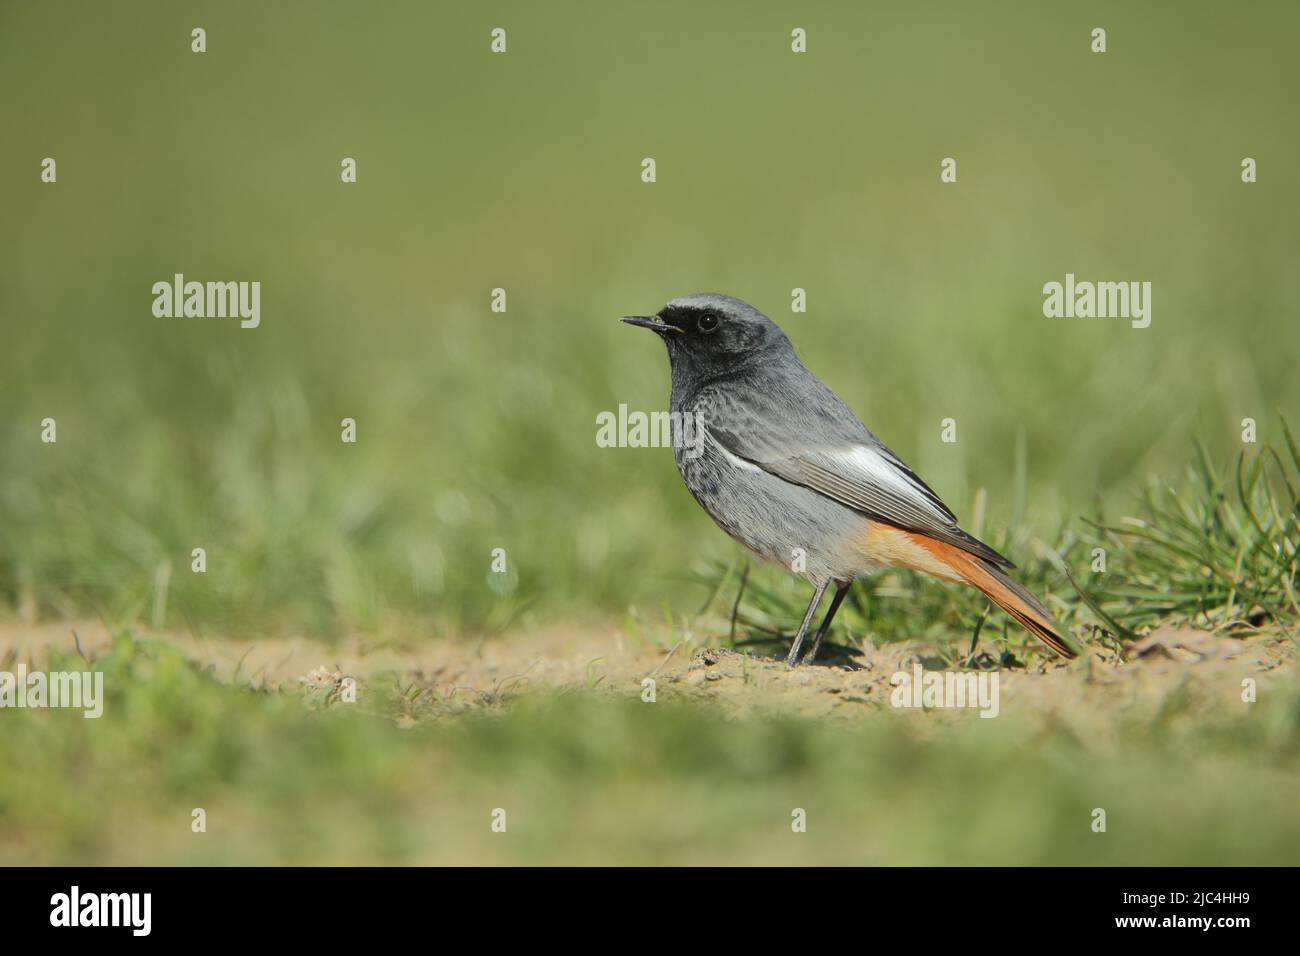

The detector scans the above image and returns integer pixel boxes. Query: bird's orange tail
[896,530,1077,659]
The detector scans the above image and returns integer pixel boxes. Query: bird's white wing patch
[704,426,765,472]
[820,446,953,522]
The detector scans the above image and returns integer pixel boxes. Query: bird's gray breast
[670,391,863,583]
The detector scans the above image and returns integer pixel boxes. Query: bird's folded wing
[707,427,1014,569]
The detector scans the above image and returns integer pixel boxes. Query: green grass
[2,632,1297,865]
[1080,430,1300,633]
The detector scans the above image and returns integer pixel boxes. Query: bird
[622,293,1077,666]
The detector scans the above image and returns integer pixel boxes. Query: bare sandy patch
[1,617,1291,729]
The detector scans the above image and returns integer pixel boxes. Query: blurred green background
[3,0,1297,637]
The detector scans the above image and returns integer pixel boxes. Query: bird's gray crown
[664,292,765,320]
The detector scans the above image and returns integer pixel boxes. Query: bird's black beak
[621,314,681,335]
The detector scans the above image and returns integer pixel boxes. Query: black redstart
[623,293,1077,666]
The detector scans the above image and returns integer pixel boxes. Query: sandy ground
[2,617,1293,729]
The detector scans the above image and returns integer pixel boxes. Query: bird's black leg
[800,580,853,665]
[785,580,828,667]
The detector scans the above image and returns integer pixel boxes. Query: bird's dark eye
[697,312,719,334]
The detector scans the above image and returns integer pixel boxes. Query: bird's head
[621,293,790,380]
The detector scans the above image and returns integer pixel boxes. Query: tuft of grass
[1077,424,1300,635]
[703,432,1300,660]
